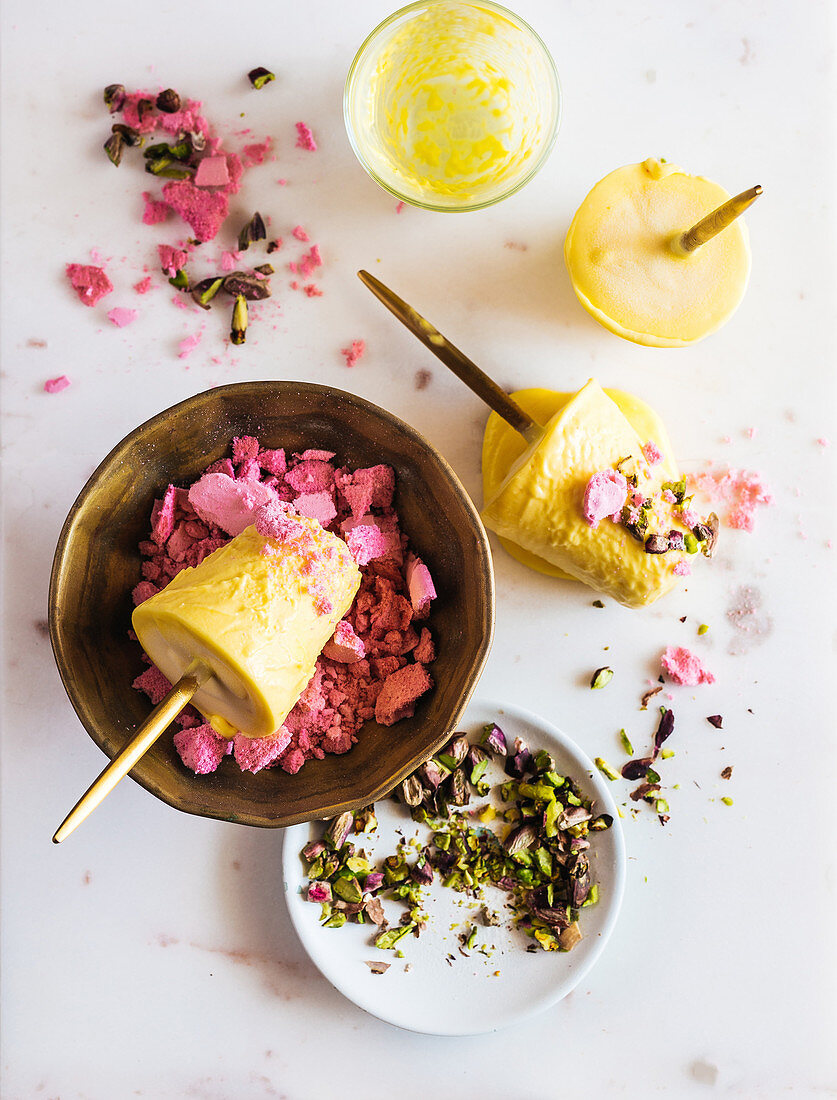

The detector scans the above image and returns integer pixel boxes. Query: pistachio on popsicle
[480,379,717,608]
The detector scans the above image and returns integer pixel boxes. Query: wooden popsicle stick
[673,185,762,254]
[52,659,212,844]
[358,270,544,445]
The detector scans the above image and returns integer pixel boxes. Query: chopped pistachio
[248,66,276,89]
[322,911,347,929]
[594,757,620,782]
[698,623,709,635]
[237,211,267,251]
[155,88,181,113]
[660,748,675,759]
[619,729,633,755]
[103,84,126,113]
[168,269,189,290]
[374,924,415,950]
[230,294,248,345]
[590,666,614,690]
[721,766,733,780]
[592,599,605,608]
[112,123,143,147]
[191,276,224,310]
[103,131,124,167]
[721,796,734,806]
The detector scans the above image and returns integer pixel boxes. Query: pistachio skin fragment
[248,67,276,90]
[155,88,181,113]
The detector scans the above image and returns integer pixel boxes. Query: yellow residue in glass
[366,4,544,201]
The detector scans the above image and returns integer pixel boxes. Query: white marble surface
[2,1,835,1096]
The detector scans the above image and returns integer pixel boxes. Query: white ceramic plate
[282,697,626,1035]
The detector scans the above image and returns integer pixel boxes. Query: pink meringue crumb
[178,332,202,359]
[641,440,663,466]
[189,472,279,536]
[242,141,271,167]
[220,250,239,272]
[375,663,433,726]
[173,724,230,774]
[158,244,189,276]
[295,121,317,151]
[233,729,292,773]
[661,645,715,686]
[395,201,405,213]
[134,276,152,295]
[107,307,139,328]
[292,225,309,242]
[304,284,322,297]
[44,375,71,394]
[194,155,230,188]
[816,437,830,449]
[323,621,365,664]
[161,179,229,242]
[65,263,113,306]
[345,524,389,566]
[141,191,170,225]
[341,340,366,368]
[406,554,436,617]
[672,561,691,576]
[687,466,773,533]
[582,469,628,528]
[294,490,337,527]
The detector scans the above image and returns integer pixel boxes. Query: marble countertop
[2,1,835,1096]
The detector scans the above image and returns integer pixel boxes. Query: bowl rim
[48,380,496,827]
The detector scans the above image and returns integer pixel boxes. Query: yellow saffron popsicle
[564,159,752,347]
[480,380,714,608]
[132,515,360,739]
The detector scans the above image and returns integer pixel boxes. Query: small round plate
[282,697,626,1035]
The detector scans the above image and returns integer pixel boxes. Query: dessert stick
[358,270,543,444]
[674,185,762,255]
[52,659,211,843]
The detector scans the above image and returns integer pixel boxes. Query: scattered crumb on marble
[688,1059,719,1086]
[415,369,432,390]
[26,338,47,348]
[726,585,773,654]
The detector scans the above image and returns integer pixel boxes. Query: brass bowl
[49,381,495,828]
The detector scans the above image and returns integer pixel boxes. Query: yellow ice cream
[480,379,697,608]
[347,1,558,208]
[564,159,752,347]
[132,520,360,739]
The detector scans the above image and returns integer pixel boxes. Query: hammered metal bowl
[49,381,495,828]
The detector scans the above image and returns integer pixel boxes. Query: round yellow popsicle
[564,158,752,347]
[132,520,361,739]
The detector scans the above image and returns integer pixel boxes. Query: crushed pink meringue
[641,440,663,466]
[295,122,317,151]
[132,440,437,776]
[341,340,366,368]
[582,469,628,528]
[194,155,230,188]
[687,465,773,533]
[65,263,113,306]
[141,192,170,226]
[44,375,71,394]
[661,645,715,686]
[161,180,229,243]
[107,307,139,328]
[134,276,153,294]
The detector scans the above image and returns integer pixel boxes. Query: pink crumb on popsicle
[582,470,628,528]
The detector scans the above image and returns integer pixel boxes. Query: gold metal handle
[52,659,211,844]
[358,270,543,444]
[673,185,762,255]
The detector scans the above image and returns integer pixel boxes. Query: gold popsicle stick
[52,659,211,844]
[673,185,762,255]
[358,270,544,445]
